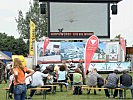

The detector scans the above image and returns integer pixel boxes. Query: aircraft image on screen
[49,3,109,38]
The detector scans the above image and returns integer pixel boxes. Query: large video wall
[49,2,109,38]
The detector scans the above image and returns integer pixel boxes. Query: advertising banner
[37,42,61,63]
[106,42,119,62]
[29,20,36,56]
[120,37,126,56]
[92,41,106,61]
[88,62,131,71]
[36,41,106,63]
[85,35,99,74]
[39,62,131,72]
[43,37,50,55]
[61,42,85,60]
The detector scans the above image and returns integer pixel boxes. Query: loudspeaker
[40,4,46,14]
[111,5,117,15]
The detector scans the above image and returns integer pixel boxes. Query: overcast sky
[0,0,133,46]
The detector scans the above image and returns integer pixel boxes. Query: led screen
[49,2,109,38]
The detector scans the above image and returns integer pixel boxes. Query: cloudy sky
[0,0,133,46]
[0,0,30,38]
[110,0,133,47]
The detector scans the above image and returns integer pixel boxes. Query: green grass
[1,73,133,100]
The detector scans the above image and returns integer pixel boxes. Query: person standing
[104,70,119,98]
[13,58,34,100]
[6,64,12,79]
[8,67,14,99]
[0,61,7,84]
[67,60,75,88]
[119,70,133,99]
[77,59,85,84]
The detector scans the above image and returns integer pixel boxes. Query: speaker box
[40,4,46,14]
[111,5,117,15]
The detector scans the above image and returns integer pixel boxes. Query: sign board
[36,41,107,63]
[85,35,99,73]
[12,55,26,67]
[39,62,131,72]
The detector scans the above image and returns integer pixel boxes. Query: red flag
[85,35,99,74]
[120,37,126,56]
[43,37,50,55]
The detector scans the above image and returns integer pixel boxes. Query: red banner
[85,35,99,74]
[120,37,126,56]
[43,37,50,55]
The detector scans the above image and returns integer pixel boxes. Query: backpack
[97,77,104,87]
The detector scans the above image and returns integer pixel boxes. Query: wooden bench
[53,82,68,91]
[42,84,58,94]
[28,87,50,99]
[73,85,127,98]
[82,86,127,98]
[53,82,66,85]
[3,87,51,100]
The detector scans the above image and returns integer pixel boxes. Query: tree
[16,0,47,40]
[115,34,121,40]
[114,34,127,46]
[0,33,28,56]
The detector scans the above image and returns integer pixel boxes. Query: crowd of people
[1,59,133,100]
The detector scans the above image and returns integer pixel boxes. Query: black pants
[29,86,37,97]
[9,81,14,94]
[58,80,67,91]
[119,88,133,98]
[69,74,73,87]
[104,86,118,97]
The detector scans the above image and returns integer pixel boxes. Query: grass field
[0,73,133,100]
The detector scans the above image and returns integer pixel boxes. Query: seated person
[73,68,83,95]
[57,65,68,92]
[73,68,83,85]
[87,68,101,95]
[27,66,49,99]
[119,70,133,99]
[104,70,119,98]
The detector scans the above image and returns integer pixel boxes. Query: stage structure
[37,0,128,72]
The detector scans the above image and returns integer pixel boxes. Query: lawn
[0,73,133,100]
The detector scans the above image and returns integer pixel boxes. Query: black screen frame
[47,2,110,39]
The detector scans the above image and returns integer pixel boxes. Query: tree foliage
[115,34,127,46]
[0,33,28,56]
[16,0,47,40]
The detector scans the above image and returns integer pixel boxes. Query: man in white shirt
[27,67,49,99]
